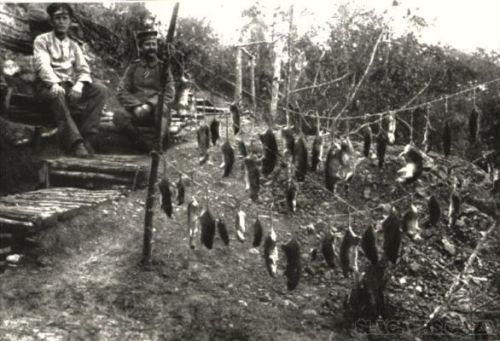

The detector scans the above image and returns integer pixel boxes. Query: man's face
[141,39,158,58]
[50,10,71,35]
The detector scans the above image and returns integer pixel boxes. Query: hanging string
[163,44,493,220]
[170,42,500,124]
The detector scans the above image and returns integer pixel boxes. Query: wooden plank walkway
[0,187,125,235]
[40,155,149,190]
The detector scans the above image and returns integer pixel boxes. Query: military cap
[137,30,158,45]
[47,3,74,18]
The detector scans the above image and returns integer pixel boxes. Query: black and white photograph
[0,0,499,339]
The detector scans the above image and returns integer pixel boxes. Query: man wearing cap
[33,3,107,157]
[114,29,175,152]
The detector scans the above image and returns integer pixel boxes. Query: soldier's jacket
[117,55,175,111]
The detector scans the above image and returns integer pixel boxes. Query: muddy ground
[0,118,499,341]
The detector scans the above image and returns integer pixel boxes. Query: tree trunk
[234,46,243,104]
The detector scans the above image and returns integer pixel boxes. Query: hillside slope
[0,117,498,340]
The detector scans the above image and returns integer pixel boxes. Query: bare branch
[233,40,277,47]
[291,72,351,94]
[423,218,499,328]
[333,29,385,123]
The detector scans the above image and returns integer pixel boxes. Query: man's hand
[133,103,153,118]
[49,83,66,98]
[69,82,84,101]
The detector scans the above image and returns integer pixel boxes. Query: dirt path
[1,119,498,340]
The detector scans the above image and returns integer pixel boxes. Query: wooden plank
[93,154,148,163]
[0,233,13,248]
[17,191,122,200]
[0,198,91,208]
[0,204,59,219]
[32,188,124,196]
[35,187,122,194]
[48,169,131,183]
[17,190,123,199]
[12,190,121,199]
[0,216,37,232]
[0,186,124,233]
[43,157,145,170]
[14,194,120,205]
[0,203,79,220]
[46,160,143,177]
[0,205,50,220]
[0,246,12,255]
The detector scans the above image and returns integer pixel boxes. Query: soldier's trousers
[113,107,169,146]
[36,81,107,150]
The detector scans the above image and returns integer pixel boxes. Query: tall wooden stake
[142,2,179,266]
[270,8,282,123]
[284,4,294,128]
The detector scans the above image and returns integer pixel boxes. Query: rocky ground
[0,117,499,341]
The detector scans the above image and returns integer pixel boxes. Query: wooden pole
[284,4,294,128]
[235,46,243,104]
[142,2,179,266]
[269,9,281,123]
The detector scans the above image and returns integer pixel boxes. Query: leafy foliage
[233,2,500,163]
[173,17,234,97]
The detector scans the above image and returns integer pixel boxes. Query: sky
[141,0,500,53]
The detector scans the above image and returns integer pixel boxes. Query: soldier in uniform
[114,30,175,152]
[33,3,108,157]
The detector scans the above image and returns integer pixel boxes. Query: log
[14,189,121,198]
[0,198,90,208]
[21,191,122,199]
[0,202,81,220]
[99,120,183,135]
[0,233,13,248]
[93,155,147,163]
[23,193,122,201]
[14,193,120,204]
[46,160,144,177]
[49,170,132,184]
[0,246,12,255]
[0,204,58,218]
[31,188,124,197]
[0,203,61,214]
[35,187,121,193]
[0,215,36,231]
[0,205,50,219]
[44,156,144,168]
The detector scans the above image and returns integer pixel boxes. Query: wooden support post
[234,46,243,104]
[250,55,256,117]
[142,2,179,266]
[285,4,294,127]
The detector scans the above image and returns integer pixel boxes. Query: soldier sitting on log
[33,3,108,158]
[114,30,175,153]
